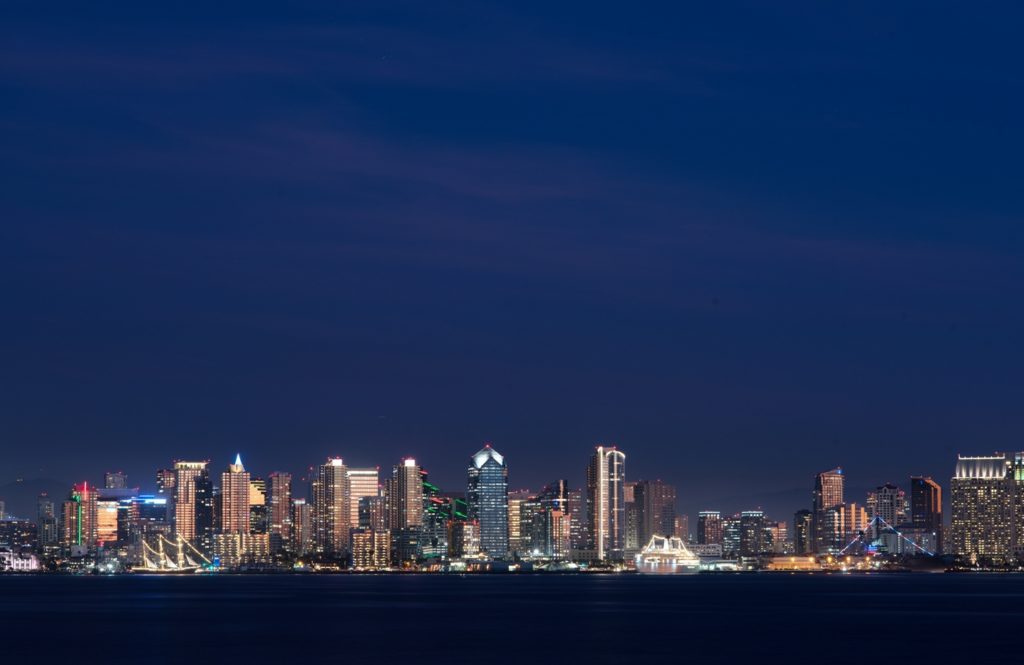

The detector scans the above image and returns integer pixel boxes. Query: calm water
[1,573,1019,663]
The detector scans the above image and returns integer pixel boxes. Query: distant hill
[0,478,70,520]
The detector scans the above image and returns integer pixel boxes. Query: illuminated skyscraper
[313,458,350,557]
[173,461,212,548]
[387,458,423,531]
[697,511,723,545]
[910,476,942,553]
[220,454,251,535]
[951,454,1012,565]
[467,445,509,559]
[739,510,768,557]
[585,445,626,561]
[291,498,313,556]
[347,468,379,528]
[62,483,97,548]
[812,467,844,553]
[267,472,292,553]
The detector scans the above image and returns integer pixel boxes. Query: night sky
[3,2,1023,521]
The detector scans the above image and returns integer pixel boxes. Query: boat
[635,535,701,574]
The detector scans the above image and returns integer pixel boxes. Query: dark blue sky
[2,1,1022,520]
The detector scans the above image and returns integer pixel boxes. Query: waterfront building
[213,533,270,567]
[351,527,391,569]
[568,488,585,553]
[951,454,1012,564]
[793,509,813,554]
[910,476,942,554]
[313,458,350,557]
[697,511,723,545]
[586,445,626,561]
[467,444,509,559]
[0,519,38,551]
[812,467,844,553]
[267,472,292,554]
[739,510,768,557]
[721,514,741,558]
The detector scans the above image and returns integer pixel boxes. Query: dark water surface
[1,574,1019,663]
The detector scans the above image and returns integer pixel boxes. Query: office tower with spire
[585,445,626,561]
[466,444,509,559]
[313,458,350,558]
[267,472,292,554]
[220,455,250,534]
[812,467,844,553]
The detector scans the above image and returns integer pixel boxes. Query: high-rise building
[585,445,626,561]
[697,511,723,545]
[37,493,59,552]
[866,483,907,539]
[173,461,213,551]
[793,509,813,554]
[910,476,942,554]
[291,498,313,556]
[387,458,424,531]
[267,472,292,554]
[420,474,450,561]
[63,482,97,549]
[507,489,532,557]
[634,479,677,544]
[312,458,350,557]
[220,455,251,535]
[739,510,768,557]
[812,467,844,553]
[387,458,424,565]
[721,514,741,558]
[104,471,127,489]
[347,468,380,528]
[951,454,1012,565]
[358,496,387,532]
[568,488,585,553]
[467,445,509,559]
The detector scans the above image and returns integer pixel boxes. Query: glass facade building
[467,445,509,559]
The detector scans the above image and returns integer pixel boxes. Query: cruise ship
[635,535,702,574]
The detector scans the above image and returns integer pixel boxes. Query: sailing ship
[135,534,211,573]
